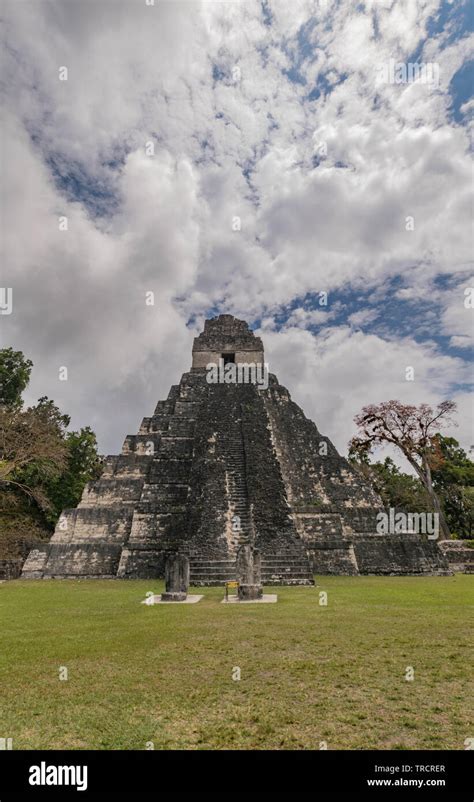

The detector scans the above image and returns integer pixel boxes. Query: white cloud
[348,309,380,327]
[2,0,472,458]
[440,277,474,346]
[261,324,473,460]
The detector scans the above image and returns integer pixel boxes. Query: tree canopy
[0,348,33,407]
[0,348,102,561]
[350,402,473,539]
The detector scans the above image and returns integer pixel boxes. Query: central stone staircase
[188,392,314,587]
[224,417,253,551]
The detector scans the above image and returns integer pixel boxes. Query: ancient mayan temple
[22,315,448,582]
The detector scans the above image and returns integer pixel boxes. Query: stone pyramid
[22,315,448,582]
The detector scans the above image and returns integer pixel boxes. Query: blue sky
[2,0,473,459]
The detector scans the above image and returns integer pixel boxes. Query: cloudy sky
[2,0,473,463]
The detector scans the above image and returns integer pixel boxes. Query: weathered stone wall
[192,350,264,368]
[261,376,385,574]
[353,535,451,575]
[192,314,264,368]
[308,542,358,575]
[0,559,23,580]
[262,377,381,520]
[20,547,49,579]
[261,377,448,575]
[117,381,197,577]
[117,547,166,579]
[438,540,474,573]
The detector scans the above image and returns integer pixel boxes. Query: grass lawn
[0,576,472,750]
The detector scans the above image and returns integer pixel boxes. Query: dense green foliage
[368,457,430,512]
[352,437,474,538]
[430,435,474,538]
[44,426,102,525]
[0,349,101,560]
[0,348,33,407]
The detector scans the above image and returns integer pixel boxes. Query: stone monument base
[222,593,277,604]
[161,591,187,602]
[142,594,203,605]
[238,583,263,601]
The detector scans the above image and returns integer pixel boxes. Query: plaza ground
[0,576,472,750]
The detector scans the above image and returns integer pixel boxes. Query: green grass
[0,576,472,750]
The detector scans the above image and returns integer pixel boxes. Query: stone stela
[161,554,190,602]
[237,545,263,601]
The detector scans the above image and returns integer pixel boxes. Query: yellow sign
[226,581,239,588]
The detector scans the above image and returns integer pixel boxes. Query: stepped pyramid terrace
[22,315,449,583]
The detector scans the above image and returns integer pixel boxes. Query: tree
[439,485,474,538]
[350,456,430,513]
[349,400,457,539]
[44,427,102,524]
[0,398,69,510]
[429,435,474,490]
[0,348,33,407]
[429,435,474,538]
[0,349,102,564]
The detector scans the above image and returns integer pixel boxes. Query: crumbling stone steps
[261,552,312,561]
[263,578,314,586]
[262,552,312,559]
[223,423,253,550]
[262,568,314,578]
[261,557,313,565]
[262,563,314,573]
[188,558,231,564]
[261,555,314,585]
[191,570,237,576]
[262,568,313,576]
[189,558,237,586]
[189,556,314,586]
